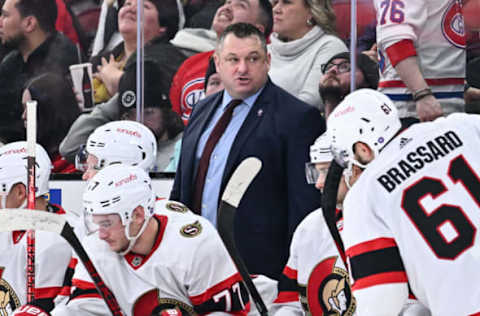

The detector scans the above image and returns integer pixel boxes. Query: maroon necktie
[192,99,243,214]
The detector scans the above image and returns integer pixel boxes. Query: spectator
[374,0,466,121]
[91,0,186,104]
[268,0,348,109]
[21,73,80,173]
[319,51,379,117]
[0,0,77,143]
[51,165,250,315]
[170,23,324,280]
[169,0,273,125]
[59,60,184,172]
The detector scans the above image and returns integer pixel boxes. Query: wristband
[413,88,433,102]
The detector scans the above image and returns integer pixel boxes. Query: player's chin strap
[344,159,368,189]
[119,212,151,256]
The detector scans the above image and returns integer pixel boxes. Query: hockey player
[270,134,353,315]
[0,142,74,315]
[75,120,157,180]
[327,89,480,315]
[374,0,466,121]
[51,164,249,316]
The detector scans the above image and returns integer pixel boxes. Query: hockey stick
[217,157,268,316]
[0,209,124,316]
[26,100,37,304]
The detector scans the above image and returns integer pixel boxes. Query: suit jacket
[170,79,325,280]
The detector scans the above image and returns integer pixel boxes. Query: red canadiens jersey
[169,51,214,125]
[54,200,249,316]
[0,205,73,314]
[343,113,480,316]
[271,209,356,316]
[374,0,466,118]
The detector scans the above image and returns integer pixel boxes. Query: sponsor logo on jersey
[300,257,355,316]
[0,267,21,315]
[165,202,188,213]
[399,137,412,149]
[442,0,466,48]
[180,221,202,238]
[131,256,143,267]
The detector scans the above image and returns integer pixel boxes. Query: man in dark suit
[170,23,325,280]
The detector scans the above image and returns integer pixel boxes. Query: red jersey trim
[386,39,417,67]
[189,273,243,305]
[346,238,397,257]
[34,286,62,299]
[469,312,480,316]
[352,271,408,291]
[124,214,168,270]
[72,278,96,290]
[273,291,299,303]
[283,266,297,280]
[379,78,465,88]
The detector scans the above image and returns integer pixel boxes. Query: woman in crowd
[21,73,81,173]
[91,0,186,104]
[269,0,348,109]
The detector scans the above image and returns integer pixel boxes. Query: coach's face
[215,33,270,100]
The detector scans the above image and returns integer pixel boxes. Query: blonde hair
[305,0,337,35]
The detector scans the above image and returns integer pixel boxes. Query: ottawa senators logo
[132,289,196,316]
[442,0,466,48]
[300,257,356,316]
[166,202,189,214]
[0,268,21,315]
[180,221,202,238]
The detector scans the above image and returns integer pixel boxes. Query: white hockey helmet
[83,164,156,254]
[0,141,52,199]
[305,133,333,184]
[79,120,157,172]
[327,89,401,169]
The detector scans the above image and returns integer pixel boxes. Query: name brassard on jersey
[377,130,463,193]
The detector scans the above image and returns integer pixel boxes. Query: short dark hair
[217,22,267,54]
[257,0,273,37]
[15,0,57,33]
[150,0,179,40]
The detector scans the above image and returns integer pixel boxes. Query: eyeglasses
[321,60,351,74]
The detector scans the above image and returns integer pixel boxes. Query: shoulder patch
[166,202,189,213]
[180,220,202,238]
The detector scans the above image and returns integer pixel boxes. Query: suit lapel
[221,82,273,188]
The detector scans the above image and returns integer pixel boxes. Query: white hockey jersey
[271,209,356,316]
[343,113,480,316]
[374,0,466,118]
[52,200,249,316]
[0,207,72,314]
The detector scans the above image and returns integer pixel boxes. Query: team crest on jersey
[181,78,204,114]
[302,257,355,316]
[442,0,466,48]
[180,221,202,238]
[133,289,197,316]
[166,202,189,213]
[0,268,21,315]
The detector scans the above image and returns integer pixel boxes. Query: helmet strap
[119,212,150,256]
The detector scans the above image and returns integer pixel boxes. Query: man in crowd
[373,0,465,121]
[169,0,273,124]
[0,142,74,315]
[0,0,76,142]
[52,165,249,315]
[171,23,324,280]
[328,88,480,315]
[319,51,379,117]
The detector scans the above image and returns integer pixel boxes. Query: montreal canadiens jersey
[374,0,466,117]
[271,208,356,316]
[53,200,249,316]
[343,113,480,316]
[0,209,72,314]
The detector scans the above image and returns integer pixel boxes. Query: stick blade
[0,209,65,234]
[221,157,262,207]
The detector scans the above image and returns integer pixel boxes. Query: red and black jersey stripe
[274,266,300,303]
[346,238,407,291]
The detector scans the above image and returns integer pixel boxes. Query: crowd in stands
[0,0,478,314]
